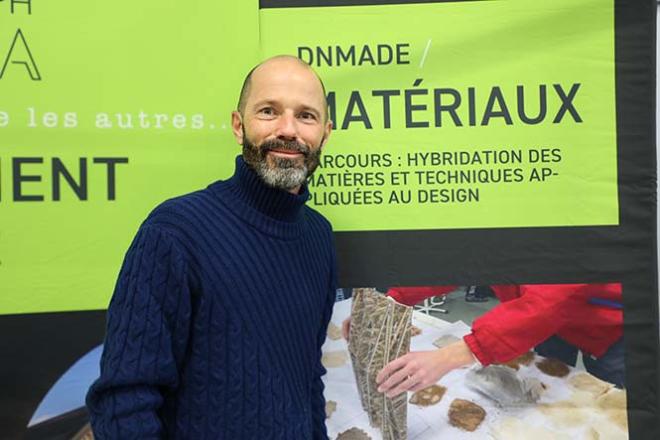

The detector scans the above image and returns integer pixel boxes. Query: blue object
[29,345,103,427]
[588,298,624,309]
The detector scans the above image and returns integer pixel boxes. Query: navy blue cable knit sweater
[86,156,337,439]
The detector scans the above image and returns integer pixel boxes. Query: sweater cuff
[463,333,491,367]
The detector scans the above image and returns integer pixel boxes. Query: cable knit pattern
[86,156,337,440]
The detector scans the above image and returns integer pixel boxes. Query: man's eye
[259,107,274,116]
[300,112,317,120]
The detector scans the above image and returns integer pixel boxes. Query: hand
[342,317,351,341]
[376,340,475,398]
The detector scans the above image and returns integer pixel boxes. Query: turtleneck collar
[208,156,311,239]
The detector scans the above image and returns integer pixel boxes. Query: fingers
[378,362,415,394]
[376,351,446,397]
[341,318,351,341]
[376,355,410,384]
[384,374,422,398]
[377,354,421,397]
[379,366,433,398]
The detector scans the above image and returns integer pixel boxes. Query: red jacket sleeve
[463,284,588,366]
[387,286,459,306]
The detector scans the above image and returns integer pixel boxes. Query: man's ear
[231,111,244,145]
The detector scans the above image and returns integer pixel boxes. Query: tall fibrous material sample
[348,288,413,440]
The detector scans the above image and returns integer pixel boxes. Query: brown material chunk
[448,398,486,432]
[410,325,422,337]
[336,427,372,440]
[322,350,348,368]
[409,385,447,407]
[325,400,337,419]
[538,402,589,428]
[585,427,599,440]
[536,357,570,378]
[596,388,626,410]
[569,372,612,397]
[491,417,572,440]
[327,322,343,340]
[432,334,460,349]
[597,389,628,431]
[499,351,535,370]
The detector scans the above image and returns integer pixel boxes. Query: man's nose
[276,112,298,139]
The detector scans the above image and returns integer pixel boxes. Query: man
[86,55,335,439]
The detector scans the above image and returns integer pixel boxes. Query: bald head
[237,55,328,121]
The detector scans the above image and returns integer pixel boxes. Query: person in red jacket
[344,283,624,398]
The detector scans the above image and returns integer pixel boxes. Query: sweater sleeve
[86,225,192,440]
[464,284,582,366]
[310,238,337,440]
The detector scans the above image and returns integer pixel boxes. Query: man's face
[231,58,332,192]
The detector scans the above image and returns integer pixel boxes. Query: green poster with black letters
[262,0,617,232]
[0,0,658,438]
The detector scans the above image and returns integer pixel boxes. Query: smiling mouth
[267,149,304,158]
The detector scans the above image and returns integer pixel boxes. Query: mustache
[260,138,310,156]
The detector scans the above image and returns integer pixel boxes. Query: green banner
[0,1,259,314]
[261,0,617,231]
[0,0,618,313]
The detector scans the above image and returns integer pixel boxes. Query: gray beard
[242,134,321,191]
[252,155,309,190]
